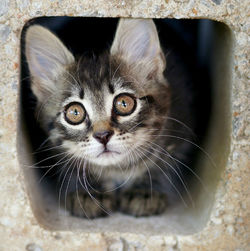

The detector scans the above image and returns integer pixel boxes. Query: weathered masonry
[0,0,249,250]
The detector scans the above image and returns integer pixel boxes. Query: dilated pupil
[69,108,79,117]
[73,109,79,116]
[121,100,127,107]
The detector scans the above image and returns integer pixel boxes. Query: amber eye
[64,102,86,125]
[113,93,136,116]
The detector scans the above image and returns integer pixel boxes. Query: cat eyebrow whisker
[111,61,122,84]
[35,89,72,121]
[64,70,81,88]
[119,75,150,107]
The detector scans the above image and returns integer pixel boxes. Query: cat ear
[111,18,165,80]
[25,25,75,101]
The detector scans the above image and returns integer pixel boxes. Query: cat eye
[113,93,136,116]
[64,102,86,125]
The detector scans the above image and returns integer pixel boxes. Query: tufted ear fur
[111,18,166,81]
[25,25,75,102]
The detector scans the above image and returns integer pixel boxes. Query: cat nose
[93,130,114,145]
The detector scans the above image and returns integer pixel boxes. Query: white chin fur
[63,140,132,167]
[88,151,126,166]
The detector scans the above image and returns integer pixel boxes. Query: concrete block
[0,0,249,250]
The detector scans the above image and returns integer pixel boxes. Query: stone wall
[0,0,249,250]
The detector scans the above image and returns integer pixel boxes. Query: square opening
[18,17,232,235]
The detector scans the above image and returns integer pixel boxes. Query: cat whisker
[85,146,132,193]
[32,143,64,155]
[160,115,196,137]
[147,141,209,194]
[23,150,70,169]
[20,74,32,82]
[95,163,104,182]
[79,167,112,217]
[143,140,181,173]
[103,167,135,193]
[149,134,216,168]
[75,160,90,220]
[145,128,194,136]
[84,161,103,194]
[133,147,153,198]
[25,154,73,171]
[58,155,77,212]
[111,62,122,84]
[64,157,103,204]
[103,146,136,193]
[135,146,189,208]
[139,144,195,208]
[33,136,52,153]
[139,137,212,204]
[63,158,79,214]
[128,120,144,132]
[37,153,72,183]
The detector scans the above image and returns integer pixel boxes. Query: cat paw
[119,189,167,217]
[66,191,116,219]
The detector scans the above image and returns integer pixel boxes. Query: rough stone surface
[0,0,9,16]
[0,24,10,42]
[0,0,249,250]
[211,0,222,5]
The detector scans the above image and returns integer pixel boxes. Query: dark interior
[18,17,230,234]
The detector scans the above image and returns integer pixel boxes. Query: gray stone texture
[0,0,249,250]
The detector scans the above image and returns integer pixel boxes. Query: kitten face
[25,19,170,169]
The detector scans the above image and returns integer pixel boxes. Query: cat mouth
[97,148,121,158]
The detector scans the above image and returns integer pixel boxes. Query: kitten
[25,18,197,218]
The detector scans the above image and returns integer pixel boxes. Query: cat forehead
[73,54,137,93]
[68,76,133,98]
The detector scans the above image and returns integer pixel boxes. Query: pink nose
[93,130,114,145]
